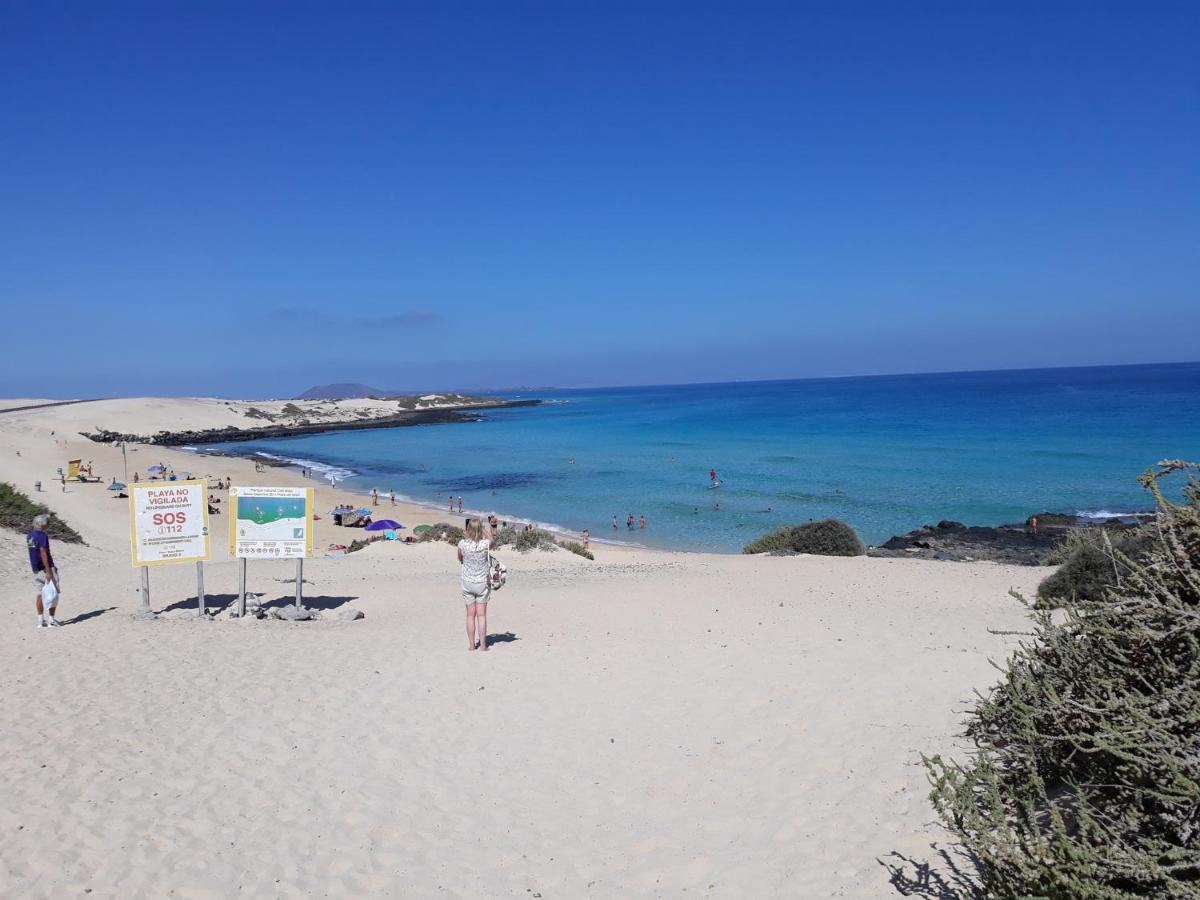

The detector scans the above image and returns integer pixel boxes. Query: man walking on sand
[28,514,62,628]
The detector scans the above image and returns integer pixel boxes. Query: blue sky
[2,1,1197,397]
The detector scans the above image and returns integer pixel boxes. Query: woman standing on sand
[457,518,496,651]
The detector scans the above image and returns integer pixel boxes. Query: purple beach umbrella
[364,519,403,531]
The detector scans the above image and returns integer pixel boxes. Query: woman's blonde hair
[465,518,483,541]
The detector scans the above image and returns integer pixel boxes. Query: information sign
[230,486,314,559]
[129,480,211,567]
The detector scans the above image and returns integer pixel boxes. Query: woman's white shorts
[462,583,490,606]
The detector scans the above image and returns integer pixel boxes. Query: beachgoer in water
[693,507,699,514]
[457,519,496,651]
[448,495,454,513]
[612,516,618,529]
[626,514,634,529]
[710,468,717,483]
[389,490,395,506]
[458,496,463,513]
[28,514,61,628]
[639,515,646,529]
[713,502,720,510]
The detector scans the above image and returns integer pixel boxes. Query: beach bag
[41,579,58,606]
[488,552,507,591]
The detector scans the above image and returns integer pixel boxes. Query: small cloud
[263,307,442,331]
[368,310,441,328]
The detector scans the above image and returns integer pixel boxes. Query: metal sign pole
[295,558,303,609]
[132,566,157,619]
[196,561,206,617]
[238,557,247,617]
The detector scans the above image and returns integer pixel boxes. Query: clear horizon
[3,358,1196,403]
[2,3,1197,397]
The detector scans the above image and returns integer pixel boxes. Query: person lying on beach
[457,518,496,652]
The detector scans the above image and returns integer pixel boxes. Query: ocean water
[209,363,1200,553]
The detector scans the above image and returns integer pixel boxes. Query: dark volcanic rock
[79,399,541,446]
[870,522,1062,565]
[869,512,1148,565]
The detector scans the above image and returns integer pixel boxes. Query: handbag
[487,549,507,591]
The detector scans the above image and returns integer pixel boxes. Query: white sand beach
[0,399,1044,897]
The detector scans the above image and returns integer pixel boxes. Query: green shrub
[742,518,865,556]
[0,483,84,543]
[494,525,558,552]
[1037,526,1158,608]
[923,460,1200,899]
[515,527,557,552]
[417,522,464,544]
[558,540,594,560]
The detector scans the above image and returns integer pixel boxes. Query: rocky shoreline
[867,511,1153,565]
[79,398,541,446]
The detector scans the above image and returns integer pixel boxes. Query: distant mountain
[295,383,395,400]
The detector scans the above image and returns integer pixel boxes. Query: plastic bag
[41,579,58,605]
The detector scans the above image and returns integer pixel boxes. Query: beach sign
[230,486,314,559]
[128,480,211,567]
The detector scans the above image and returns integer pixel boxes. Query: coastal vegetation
[1036,526,1157,607]
[496,526,558,552]
[0,483,84,543]
[493,525,594,558]
[416,523,465,544]
[742,518,865,556]
[924,461,1200,898]
[559,540,595,560]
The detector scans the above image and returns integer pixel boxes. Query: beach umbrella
[148,464,166,473]
[356,507,372,515]
[413,524,432,533]
[364,519,403,531]
[108,481,127,491]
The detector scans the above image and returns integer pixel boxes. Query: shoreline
[189,443,653,553]
[194,441,1150,563]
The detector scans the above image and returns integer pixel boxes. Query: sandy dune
[0,400,1041,898]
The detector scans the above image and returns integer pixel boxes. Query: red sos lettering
[152,512,188,525]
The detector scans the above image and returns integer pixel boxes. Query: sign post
[238,557,248,618]
[231,486,314,618]
[196,560,206,617]
[129,479,211,618]
[139,566,152,618]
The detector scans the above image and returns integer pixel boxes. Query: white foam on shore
[1075,508,1151,520]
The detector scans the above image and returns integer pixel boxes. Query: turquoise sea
[211,363,1200,553]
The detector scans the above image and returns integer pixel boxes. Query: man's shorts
[462,582,489,606]
[35,568,60,593]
